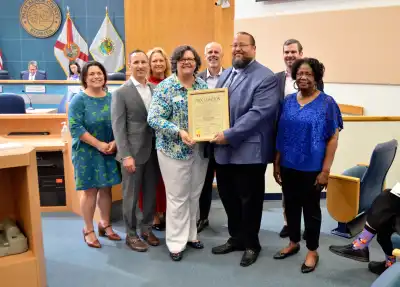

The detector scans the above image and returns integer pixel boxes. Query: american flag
[0,49,3,70]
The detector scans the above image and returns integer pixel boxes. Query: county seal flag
[54,8,89,76]
[89,9,125,72]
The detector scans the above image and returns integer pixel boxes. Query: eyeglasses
[179,58,195,63]
[230,44,251,49]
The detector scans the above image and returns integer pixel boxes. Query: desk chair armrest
[327,174,361,223]
[393,249,400,257]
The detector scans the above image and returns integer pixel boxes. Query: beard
[232,56,253,69]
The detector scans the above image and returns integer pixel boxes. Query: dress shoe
[240,249,259,267]
[273,244,300,259]
[82,229,101,248]
[368,261,389,275]
[212,242,244,255]
[197,219,209,233]
[301,254,319,273]
[187,241,204,249]
[279,225,289,238]
[98,224,122,241]
[170,251,183,261]
[141,231,160,246]
[329,244,369,262]
[126,235,148,252]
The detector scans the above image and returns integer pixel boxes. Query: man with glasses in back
[210,32,280,267]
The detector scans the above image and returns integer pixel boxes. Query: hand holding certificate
[187,88,230,142]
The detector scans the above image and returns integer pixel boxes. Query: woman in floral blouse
[148,45,209,261]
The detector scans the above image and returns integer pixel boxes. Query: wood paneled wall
[124,0,234,75]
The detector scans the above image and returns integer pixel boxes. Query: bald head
[204,42,223,71]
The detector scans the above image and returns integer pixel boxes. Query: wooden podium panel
[0,146,46,287]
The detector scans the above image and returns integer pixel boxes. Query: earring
[293,81,298,90]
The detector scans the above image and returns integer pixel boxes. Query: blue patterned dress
[68,91,121,191]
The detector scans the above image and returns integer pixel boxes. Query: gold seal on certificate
[188,88,230,142]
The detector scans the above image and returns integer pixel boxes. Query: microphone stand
[21,90,35,110]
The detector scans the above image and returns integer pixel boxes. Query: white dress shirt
[29,73,36,80]
[205,67,223,89]
[130,76,152,111]
[284,71,296,97]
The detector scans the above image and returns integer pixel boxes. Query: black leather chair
[107,72,125,81]
[0,93,26,114]
[0,70,10,79]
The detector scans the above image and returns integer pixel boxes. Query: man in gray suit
[211,32,280,267]
[196,42,224,233]
[111,49,161,252]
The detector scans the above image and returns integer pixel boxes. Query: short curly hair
[170,45,201,75]
[291,58,325,86]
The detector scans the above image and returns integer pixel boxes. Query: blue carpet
[41,201,380,287]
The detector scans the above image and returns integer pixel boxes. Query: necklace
[298,89,318,109]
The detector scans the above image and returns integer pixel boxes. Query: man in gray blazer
[211,32,280,267]
[111,49,161,252]
[196,42,224,233]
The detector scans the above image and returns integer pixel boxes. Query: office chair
[0,70,10,79]
[0,93,27,114]
[107,72,126,81]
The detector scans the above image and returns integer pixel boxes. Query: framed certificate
[187,88,230,142]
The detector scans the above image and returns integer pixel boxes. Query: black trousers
[366,190,400,256]
[281,166,321,251]
[216,163,267,252]
[198,156,216,220]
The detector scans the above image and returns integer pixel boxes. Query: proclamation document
[188,88,230,142]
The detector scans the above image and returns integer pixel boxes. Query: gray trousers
[121,148,160,236]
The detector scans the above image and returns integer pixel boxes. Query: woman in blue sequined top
[273,58,343,273]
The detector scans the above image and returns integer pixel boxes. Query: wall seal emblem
[20,0,62,38]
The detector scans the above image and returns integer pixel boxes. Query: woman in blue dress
[272,58,343,273]
[68,61,122,248]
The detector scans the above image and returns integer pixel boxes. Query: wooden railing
[338,104,364,116]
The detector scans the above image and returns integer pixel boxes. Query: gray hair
[28,61,38,68]
[204,42,223,55]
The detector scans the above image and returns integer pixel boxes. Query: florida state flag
[54,7,88,77]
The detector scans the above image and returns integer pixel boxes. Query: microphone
[21,90,35,110]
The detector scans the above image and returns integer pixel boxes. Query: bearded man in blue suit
[211,32,280,267]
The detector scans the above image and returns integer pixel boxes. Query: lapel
[217,67,232,88]
[125,79,148,116]
[229,67,248,94]
[280,72,286,99]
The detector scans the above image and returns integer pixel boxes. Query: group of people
[20,60,81,81]
[67,31,397,276]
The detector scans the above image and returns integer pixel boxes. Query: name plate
[25,85,46,93]
[188,88,230,142]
